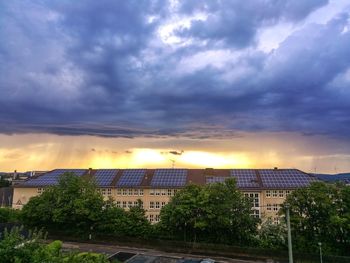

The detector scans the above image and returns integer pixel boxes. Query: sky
[1,0,350,173]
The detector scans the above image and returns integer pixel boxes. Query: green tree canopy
[159,178,259,245]
[0,227,109,263]
[281,182,350,255]
[21,173,105,235]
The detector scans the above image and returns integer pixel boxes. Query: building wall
[13,186,292,224]
[12,187,38,209]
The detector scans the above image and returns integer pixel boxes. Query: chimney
[88,168,92,176]
[274,167,278,170]
[13,170,18,180]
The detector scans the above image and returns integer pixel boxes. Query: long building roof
[16,168,318,190]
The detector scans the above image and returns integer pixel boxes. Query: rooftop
[16,168,318,190]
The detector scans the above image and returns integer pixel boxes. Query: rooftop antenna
[170,159,175,169]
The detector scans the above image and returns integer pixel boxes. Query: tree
[21,173,105,235]
[281,182,350,255]
[96,198,151,238]
[159,179,259,245]
[0,226,109,262]
[0,207,20,223]
[257,218,287,249]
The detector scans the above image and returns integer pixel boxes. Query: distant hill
[313,173,350,184]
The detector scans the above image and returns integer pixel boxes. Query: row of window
[149,201,168,210]
[266,203,281,211]
[116,188,144,196]
[98,188,112,196]
[116,200,144,209]
[149,214,160,223]
[265,190,291,198]
[150,189,178,196]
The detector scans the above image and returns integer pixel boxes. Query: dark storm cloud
[175,0,329,47]
[0,0,350,139]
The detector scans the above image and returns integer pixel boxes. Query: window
[251,209,260,218]
[272,190,278,197]
[161,189,166,196]
[117,189,122,195]
[107,188,112,196]
[122,189,127,196]
[128,201,133,208]
[155,214,160,222]
[173,189,178,195]
[155,189,160,196]
[128,189,133,196]
[37,188,43,194]
[155,202,160,209]
[285,190,291,196]
[254,195,259,208]
[149,214,154,222]
[134,189,139,196]
[122,201,127,208]
[139,189,144,196]
[150,189,154,196]
[267,204,272,211]
[140,201,144,208]
[273,217,280,224]
[279,190,284,198]
[266,190,271,198]
[167,189,172,196]
[101,189,106,196]
[161,202,166,208]
[116,201,121,208]
[273,204,279,211]
[134,201,139,207]
[150,202,155,209]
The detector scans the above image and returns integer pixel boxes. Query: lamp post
[285,204,293,263]
[318,242,323,263]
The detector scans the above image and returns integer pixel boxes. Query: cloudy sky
[1,0,350,173]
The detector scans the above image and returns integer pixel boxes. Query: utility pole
[286,204,293,263]
[318,242,323,263]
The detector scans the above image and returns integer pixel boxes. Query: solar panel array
[231,169,260,188]
[151,169,187,187]
[206,176,227,184]
[94,169,118,186]
[22,169,86,186]
[259,169,316,188]
[117,169,146,187]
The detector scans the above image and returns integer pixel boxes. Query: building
[12,168,317,223]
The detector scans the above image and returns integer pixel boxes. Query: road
[61,241,267,263]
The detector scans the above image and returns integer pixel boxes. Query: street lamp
[318,242,323,263]
[285,204,293,263]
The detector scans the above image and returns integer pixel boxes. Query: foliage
[0,207,21,223]
[0,226,109,263]
[21,173,105,235]
[159,179,259,245]
[281,182,350,255]
[257,218,287,249]
[96,198,151,238]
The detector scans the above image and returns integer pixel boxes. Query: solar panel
[94,169,118,187]
[206,176,227,184]
[117,169,146,187]
[22,169,86,186]
[151,169,187,187]
[259,169,317,188]
[231,169,260,188]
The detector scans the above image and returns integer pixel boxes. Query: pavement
[61,241,266,263]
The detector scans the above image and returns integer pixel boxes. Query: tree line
[1,173,349,257]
